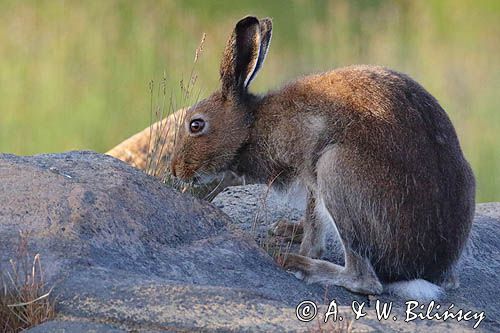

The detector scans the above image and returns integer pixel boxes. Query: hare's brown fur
[171,17,475,297]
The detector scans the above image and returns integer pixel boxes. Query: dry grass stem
[1,232,55,332]
[145,33,207,197]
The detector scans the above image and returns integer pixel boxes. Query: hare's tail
[384,279,444,301]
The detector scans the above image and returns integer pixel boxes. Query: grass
[0,232,55,333]
[143,32,222,203]
[145,33,205,181]
[0,0,498,201]
[310,316,353,333]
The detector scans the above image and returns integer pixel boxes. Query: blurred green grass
[0,0,498,202]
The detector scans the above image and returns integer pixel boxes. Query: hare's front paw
[283,253,315,282]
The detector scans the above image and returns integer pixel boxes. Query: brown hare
[170,16,475,300]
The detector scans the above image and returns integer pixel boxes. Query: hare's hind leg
[284,249,382,295]
[284,195,382,294]
[284,146,383,295]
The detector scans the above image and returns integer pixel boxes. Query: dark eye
[189,119,205,134]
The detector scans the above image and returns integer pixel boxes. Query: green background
[0,0,498,202]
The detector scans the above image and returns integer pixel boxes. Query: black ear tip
[236,16,260,28]
[260,17,273,30]
[261,17,273,24]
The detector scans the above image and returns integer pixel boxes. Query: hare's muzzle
[170,156,194,181]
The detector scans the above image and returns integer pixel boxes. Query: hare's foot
[284,252,383,295]
[271,219,304,243]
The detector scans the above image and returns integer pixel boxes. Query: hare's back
[292,65,462,155]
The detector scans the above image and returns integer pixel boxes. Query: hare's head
[171,16,272,183]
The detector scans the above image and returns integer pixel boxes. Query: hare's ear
[247,18,272,87]
[220,16,269,99]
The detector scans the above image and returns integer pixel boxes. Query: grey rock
[0,152,324,332]
[26,320,125,333]
[0,152,496,332]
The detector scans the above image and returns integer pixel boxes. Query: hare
[170,16,475,299]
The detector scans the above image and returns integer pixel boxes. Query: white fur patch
[269,180,308,211]
[192,173,222,186]
[316,196,343,249]
[293,271,305,280]
[385,279,444,302]
[306,115,326,134]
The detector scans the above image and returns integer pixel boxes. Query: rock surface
[0,151,497,332]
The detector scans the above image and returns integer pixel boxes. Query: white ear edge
[258,28,272,73]
[242,32,261,89]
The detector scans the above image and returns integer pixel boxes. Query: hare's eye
[189,119,205,134]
